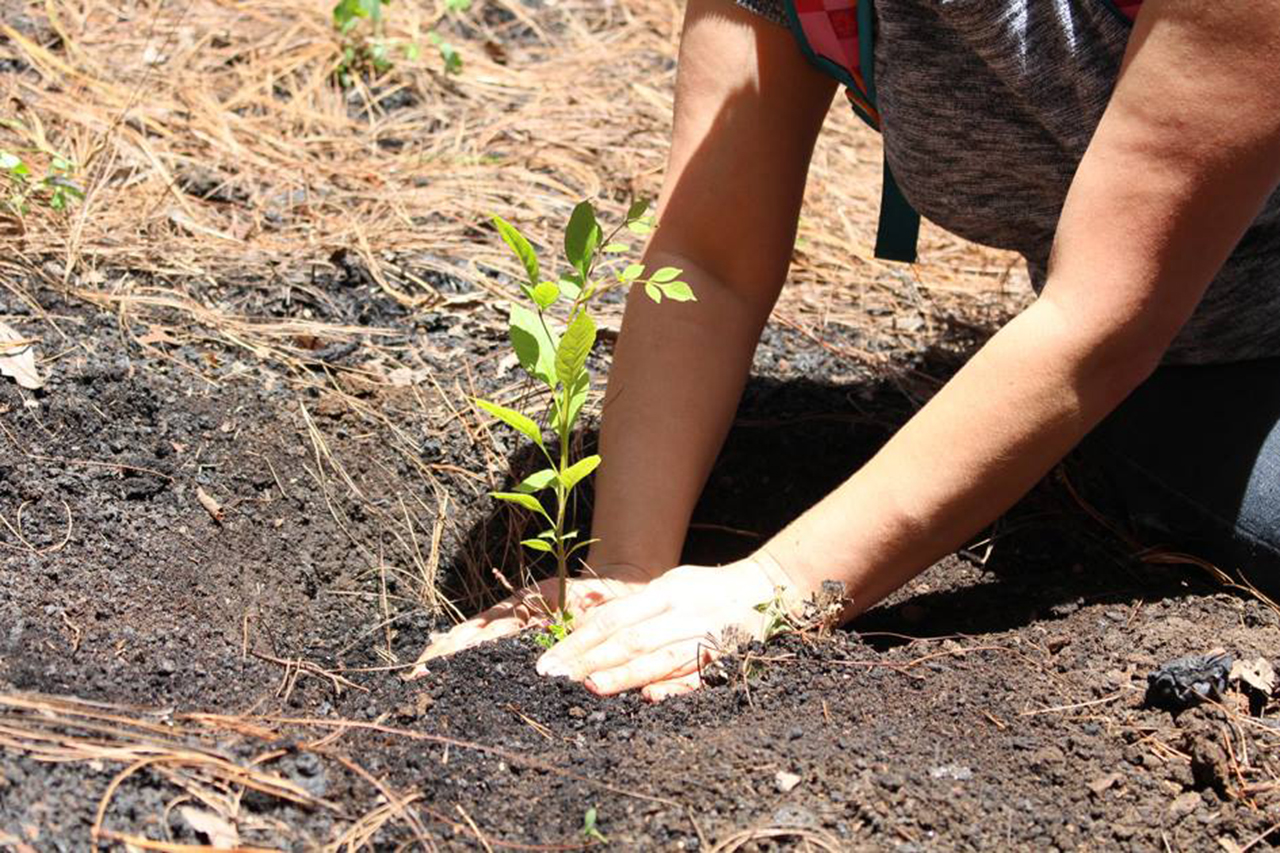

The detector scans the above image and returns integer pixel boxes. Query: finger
[559,612,712,681]
[583,637,712,695]
[536,591,669,677]
[642,670,704,703]
[407,587,549,674]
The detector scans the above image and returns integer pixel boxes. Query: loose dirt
[4,0,1280,846]
[4,275,1280,852]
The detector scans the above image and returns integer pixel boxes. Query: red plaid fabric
[1112,0,1143,22]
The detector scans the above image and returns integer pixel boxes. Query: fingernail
[585,674,610,694]
[537,655,570,678]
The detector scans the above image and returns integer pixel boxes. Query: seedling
[581,807,608,844]
[332,0,468,86]
[479,199,694,643]
[1,149,84,218]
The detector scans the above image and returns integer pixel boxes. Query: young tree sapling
[477,199,694,644]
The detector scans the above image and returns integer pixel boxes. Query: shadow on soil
[442,346,1225,643]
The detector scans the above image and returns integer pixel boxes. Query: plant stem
[554,381,570,615]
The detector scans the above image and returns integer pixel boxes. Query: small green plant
[754,589,796,644]
[479,199,693,643]
[1,149,84,218]
[581,807,608,844]
[332,0,468,86]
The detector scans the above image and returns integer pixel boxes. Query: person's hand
[405,563,655,679]
[534,552,805,702]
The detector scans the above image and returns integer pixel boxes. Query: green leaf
[625,198,650,222]
[509,303,558,386]
[520,538,554,552]
[515,468,558,493]
[567,537,601,556]
[403,41,421,60]
[429,32,461,73]
[564,201,601,278]
[538,528,579,541]
[531,280,559,310]
[644,282,662,303]
[491,491,549,518]
[558,275,582,300]
[474,398,544,447]
[551,370,590,431]
[601,242,629,254]
[659,281,695,302]
[332,0,365,31]
[619,263,643,282]
[650,266,681,283]
[559,454,601,490]
[444,0,471,10]
[626,219,653,236]
[555,310,596,389]
[492,215,539,288]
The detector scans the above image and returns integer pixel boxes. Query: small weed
[581,807,608,844]
[332,0,469,86]
[479,199,694,641]
[754,588,796,644]
[1,148,84,219]
[532,611,572,649]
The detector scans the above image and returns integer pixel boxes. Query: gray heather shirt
[738,0,1280,364]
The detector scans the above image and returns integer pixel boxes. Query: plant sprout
[479,199,694,642]
[1,149,84,218]
[332,0,468,85]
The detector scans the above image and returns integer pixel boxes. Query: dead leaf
[386,366,418,387]
[774,770,802,793]
[179,806,238,849]
[136,324,179,348]
[1230,657,1275,696]
[0,321,43,389]
[1087,772,1122,795]
[196,486,224,523]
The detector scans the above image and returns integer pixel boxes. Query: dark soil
[4,271,1280,852]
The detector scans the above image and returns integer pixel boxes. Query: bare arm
[585,0,836,574]
[771,0,1280,610]
[542,0,1280,698]
[413,0,833,666]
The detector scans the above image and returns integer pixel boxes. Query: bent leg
[1081,358,1280,580]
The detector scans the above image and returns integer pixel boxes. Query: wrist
[579,553,674,583]
[749,546,812,610]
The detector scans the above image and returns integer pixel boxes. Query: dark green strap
[875,160,920,263]
[856,0,877,105]
[857,0,920,263]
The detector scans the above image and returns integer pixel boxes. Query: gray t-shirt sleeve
[734,0,787,26]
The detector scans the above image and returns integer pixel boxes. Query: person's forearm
[764,295,1161,613]
[581,0,833,577]
[586,259,772,574]
[767,0,1280,615]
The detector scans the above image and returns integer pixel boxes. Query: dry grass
[0,0,1025,311]
[0,0,1027,619]
[0,691,704,849]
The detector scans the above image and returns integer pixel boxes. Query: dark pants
[1079,358,1280,582]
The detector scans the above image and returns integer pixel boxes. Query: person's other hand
[405,563,654,678]
[534,553,803,702]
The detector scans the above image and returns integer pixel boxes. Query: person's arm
[538,0,1280,700]
[585,0,837,576]
[412,0,835,666]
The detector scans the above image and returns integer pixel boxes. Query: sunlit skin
[415,0,1280,701]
